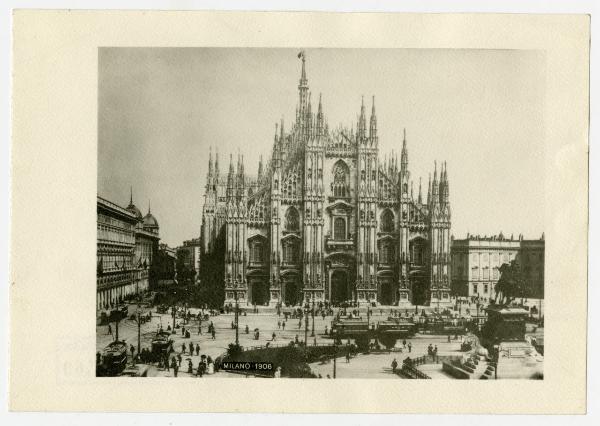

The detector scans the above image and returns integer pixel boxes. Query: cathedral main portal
[411,272,429,306]
[249,278,269,306]
[330,270,350,304]
[282,274,301,307]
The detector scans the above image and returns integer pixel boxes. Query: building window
[250,241,264,263]
[471,266,479,280]
[285,207,299,231]
[333,160,349,198]
[283,240,299,264]
[472,254,478,263]
[379,242,395,264]
[380,209,394,232]
[334,217,346,240]
[472,283,478,294]
[493,267,499,280]
[484,284,489,294]
[482,267,489,280]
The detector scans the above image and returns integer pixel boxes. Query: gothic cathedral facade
[200,53,451,307]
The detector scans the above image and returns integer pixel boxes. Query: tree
[494,259,527,305]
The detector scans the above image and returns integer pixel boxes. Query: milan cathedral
[200,53,452,307]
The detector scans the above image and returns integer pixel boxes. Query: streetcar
[97,340,128,376]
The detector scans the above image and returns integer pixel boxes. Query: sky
[98,48,546,248]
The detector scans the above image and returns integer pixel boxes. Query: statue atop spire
[297,51,309,129]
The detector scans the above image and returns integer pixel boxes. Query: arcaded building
[200,54,451,307]
[96,193,160,310]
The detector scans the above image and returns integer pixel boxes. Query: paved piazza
[96,303,510,378]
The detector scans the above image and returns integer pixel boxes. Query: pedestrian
[164,355,170,371]
[298,319,302,329]
[434,345,438,362]
[391,358,398,373]
[177,353,182,367]
[346,351,350,363]
[189,342,194,355]
[107,324,112,336]
[402,339,406,348]
[282,321,286,330]
[313,337,317,346]
[130,344,135,363]
[295,335,299,344]
[181,343,186,354]
[187,359,193,374]
[448,335,451,343]
[245,325,249,334]
[172,359,179,377]
[277,320,281,329]
[408,342,412,353]
[325,325,328,336]
[196,344,200,356]
[211,328,216,340]
[272,332,276,341]
[182,326,186,336]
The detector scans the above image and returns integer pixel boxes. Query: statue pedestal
[482,305,529,345]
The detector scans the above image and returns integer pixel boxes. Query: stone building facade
[200,53,451,307]
[451,233,545,300]
[96,193,160,310]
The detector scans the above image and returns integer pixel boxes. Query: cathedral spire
[427,173,432,205]
[369,95,377,142]
[147,199,151,215]
[215,148,219,176]
[358,96,367,140]
[431,161,439,205]
[418,177,423,205]
[316,93,324,136]
[208,146,213,176]
[401,128,408,171]
[129,186,133,206]
[297,51,309,128]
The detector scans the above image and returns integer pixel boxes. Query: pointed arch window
[332,160,349,198]
[285,207,299,231]
[380,209,394,232]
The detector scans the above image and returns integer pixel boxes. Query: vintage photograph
[96,47,545,380]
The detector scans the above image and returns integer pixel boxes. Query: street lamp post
[304,301,309,346]
[333,329,337,379]
[234,289,240,346]
[310,297,315,337]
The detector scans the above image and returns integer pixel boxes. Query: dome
[126,203,143,220]
[143,212,159,229]
[126,189,143,220]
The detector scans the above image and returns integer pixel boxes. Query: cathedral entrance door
[330,270,349,305]
[379,279,394,306]
[411,274,428,306]
[250,279,269,306]
[282,276,300,307]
